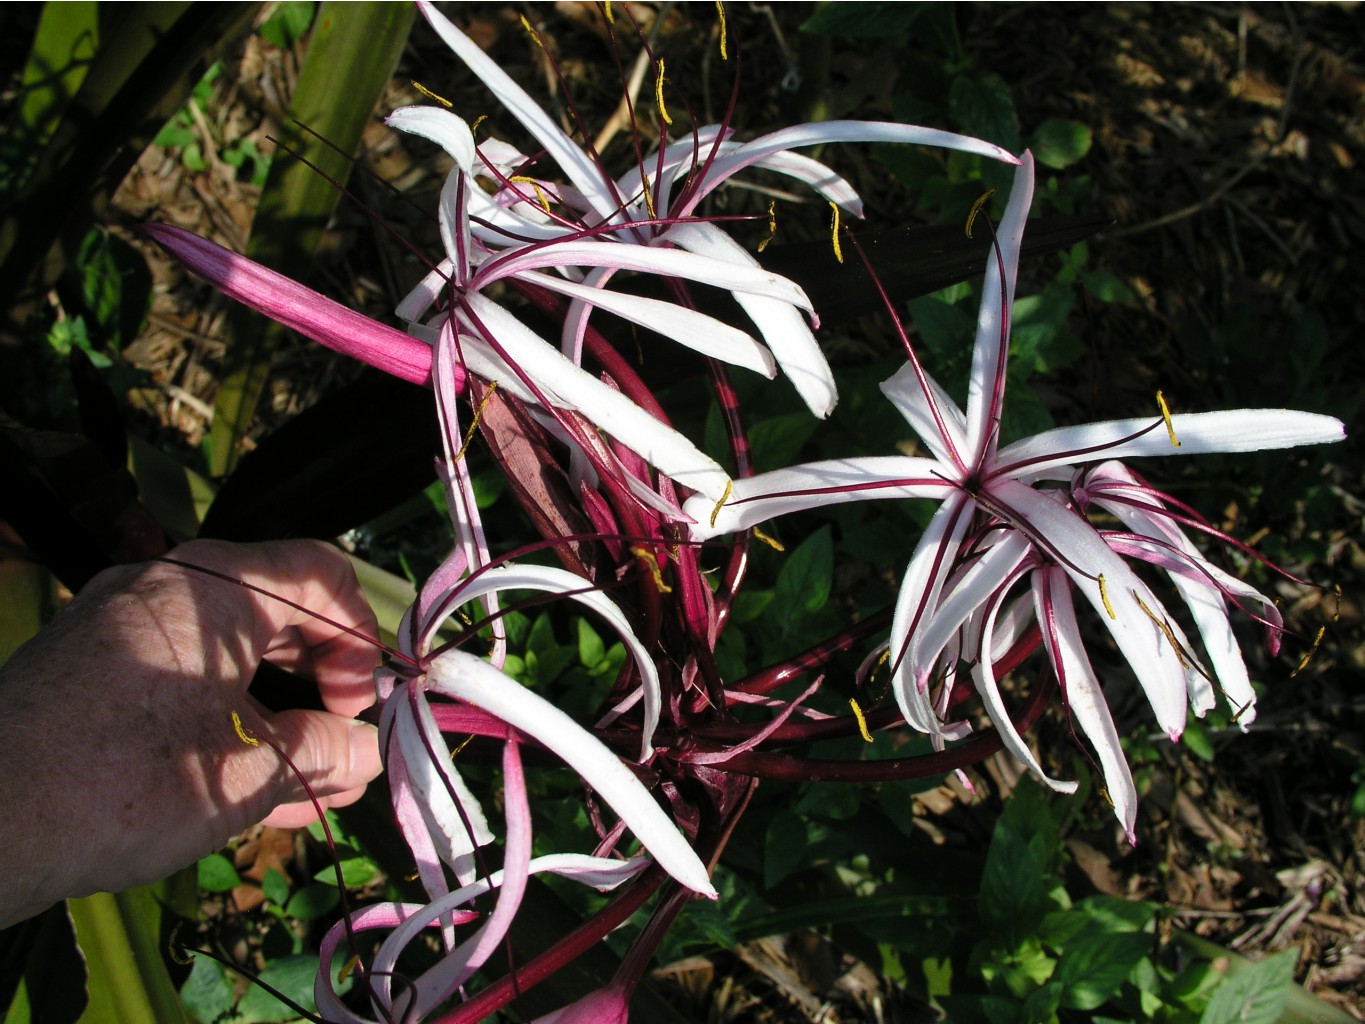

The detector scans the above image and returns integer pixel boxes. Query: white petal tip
[1124,829,1138,848]
[1167,727,1183,744]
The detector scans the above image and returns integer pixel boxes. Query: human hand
[0,539,383,928]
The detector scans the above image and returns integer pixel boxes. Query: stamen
[1132,591,1186,666]
[710,479,732,528]
[519,15,543,48]
[655,59,673,127]
[231,710,260,747]
[509,176,553,215]
[454,382,499,463]
[470,114,488,135]
[1097,574,1116,620]
[1156,390,1181,448]
[965,189,996,238]
[640,172,657,219]
[1291,626,1325,677]
[716,1,729,59]
[450,734,476,760]
[631,546,673,593]
[603,0,614,23]
[412,81,453,108]
[339,954,361,984]
[849,698,874,743]
[752,526,785,552]
[829,202,844,263]
[1332,584,1342,621]
[168,923,194,965]
[756,200,777,253]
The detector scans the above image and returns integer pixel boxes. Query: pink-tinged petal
[972,577,1079,794]
[392,686,495,885]
[996,409,1346,479]
[890,494,974,737]
[684,457,951,540]
[396,258,453,324]
[1033,567,1138,841]
[965,152,1034,461]
[415,1,621,221]
[436,562,663,760]
[879,361,968,468]
[532,986,630,1024]
[680,120,1019,215]
[667,222,837,417]
[748,148,862,212]
[426,650,717,897]
[141,224,436,386]
[990,479,1190,739]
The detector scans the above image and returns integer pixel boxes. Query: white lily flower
[685,152,1345,835]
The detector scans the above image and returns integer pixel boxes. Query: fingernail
[346,720,383,784]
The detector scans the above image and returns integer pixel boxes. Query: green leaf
[801,2,934,37]
[773,525,834,617]
[764,813,810,889]
[236,953,349,1023]
[196,853,241,893]
[314,856,379,889]
[748,414,820,473]
[1080,268,1136,305]
[1031,118,1093,169]
[577,618,605,669]
[179,956,235,1024]
[948,72,1021,153]
[793,781,861,820]
[1055,932,1153,1010]
[258,1,316,48]
[284,882,340,920]
[261,867,290,908]
[1199,949,1296,1024]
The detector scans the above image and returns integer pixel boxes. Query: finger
[164,539,382,717]
[261,785,369,829]
[256,709,383,816]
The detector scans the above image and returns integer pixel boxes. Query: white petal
[386,105,477,171]
[426,649,717,896]
[879,361,968,467]
[996,409,1346,479]
[1033,567,1137,840]
[965,152,1034,461]
[683,456,951,540]
[667,222,837,417]
[990,479,1190,739]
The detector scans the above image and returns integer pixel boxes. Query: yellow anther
[231,710,260,747]
[339,954,361,983]
[1132,591,1185,666]
[168,923,194,964]
[1097,574,1116,620]
[455,382,498,463]
[716,1,729,59]
[412,81,453,108]
[966,189,996,238]
[709,479,732,528]
[1332,584,1341,621]
[640,172,657,219]
[829,202,844,263]
[630,546,673,593]
[849,698,874,743]
[1291,626,1325,678]
[603,1,614,23]
[509,176,553,215]
[470,114,488,134]
[655,60,673,127]
[1157,390,1181,448]
[752,526,785,552]
[520,15,543,48]
[756,200,777,253]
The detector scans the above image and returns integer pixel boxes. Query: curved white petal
[1033,567,1137,839]
[684,456,951,540]
[516,268,777,377]
[990,479,1190,739]
[439,563,663,759]
[426,649,716,896]
[460,294,733,500]
[667,221,838,417]
[386,105,477,171]
[995,409,1346,479]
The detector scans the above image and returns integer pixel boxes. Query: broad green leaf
[1055,932,1152,1010]
[314,856,379,889]
[236,953,350,1023]
[259,1,316,48]
[284,882,340,920]
[262,867,291,908]
[749,414,820,473]
[1199,949,1296,1024]
[577,617,605,669]
[178,956,234,1024]
[773,524,834,617]
[764,812,810,889]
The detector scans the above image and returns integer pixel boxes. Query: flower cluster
[148,4,1345,1021]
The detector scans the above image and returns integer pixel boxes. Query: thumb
[257,712,382,827]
